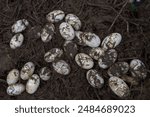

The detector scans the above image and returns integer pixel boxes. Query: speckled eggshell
[101,33,122,50]
[59,22,75,40]
[44,48,63,63]
[20,62,35,80]
[26,74,40,94]
[12,19,29,33]
[89,47,105,60]
[65,14,81,30]
[10,33,24,49]
[7,83,25,96]
[121,75,139,86]
[39,67,51,81]
[109,76,130,97]
[75,53,94,69]
[75,31,101,48]
[52,60,71,75]
[98,49,118,69]
[41,23,55,42]
[7,69,19,85]
[130,59,147,79]
[63,41,78,58]
[86,69,104,88]
[46,10,65,23]
[108,62,129,77]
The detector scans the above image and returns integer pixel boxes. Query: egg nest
[0,0,150,100]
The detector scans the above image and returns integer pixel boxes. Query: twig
[108,0,128,32]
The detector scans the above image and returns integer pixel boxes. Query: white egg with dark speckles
[130,59,147,79]
[86,69,104,88]
[63,41,78,58]
[41,23,55,42]
[20,62,35,80]
[12,19,29,33]
[44,48,63,63]
[46,10,65,23]
[52,60,71,75]
[75,31,101,48]
[101,33,122,50]
[59,22,75,40]
[109,76,130,97]
[98,49,117,69]
[7,83,25,96]
[26,74,40,94]
[10,33,24,49]
[39,67,51,81]
[7,69,19,85]
[65,14,81,30]
[89,47,105,60]
[108,62,129,77]
[75,53,94,69]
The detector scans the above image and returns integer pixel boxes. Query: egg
[98,49,118,69]
[10,33,24,49]
[46,10,65,23]
[86,69,104,88]
[39,67,51,81]
[26,74,40,94]
[7,83,25,96]
[59,22,75,40]
[108,62,129,77]
[20,62,35,80]
[75,31,101,47]
[63,41,78,58]
[12,19,29,33]
[89,47,105,60]
[65,14,81,30]
[121,75,139,86]
[75,53,94,69]
[27,25,41,39]
[109,76,130,97]
[41,23,55,42]
[101,33,122,50]
[52,60,71,75]
[7,69,19,85]
[44,48,63,63]
[130,59,147,79]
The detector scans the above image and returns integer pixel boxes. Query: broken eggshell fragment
[12,19,29,33]
[98,49,118,69]
[41,23,55,42]
[89,47,105,60]
[39,67,51,81]
[7,83,25,96]
[46,10,65,23]
[59,22,75,40]
[65,14,81,30]
[108,62,129,77]
[130,59,147,79]
[20,62,35,80]
[52,60,71,75]
[75,53,94,69]
[7,69,19,85]
[101,33,122,50]
[26,74,40,94]
[86,69,104,88]
[109,76,130,98]
[63,41,78,58]
[10,33,24,49]
[75,31,101,48]
[44,48,63,63]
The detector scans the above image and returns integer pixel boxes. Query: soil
[0,0,150,100]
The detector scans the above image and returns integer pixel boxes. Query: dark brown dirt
[0,0,150,100]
